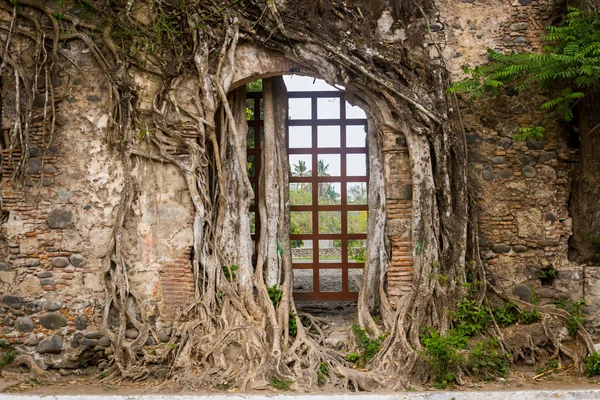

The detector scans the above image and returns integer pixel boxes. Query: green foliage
[437,273,449,286]
[346,325,388,367]
[289,312,298,337]
[317,362,329,384]
[513,126,545,141]
[268,377,294,390]
[492,301,520,327]
[536,359,559,375]
[420,328,468,388]
[222,265,238,281]
[0,340,16,370]
[452,299,491,337]
[467,338,510,380]
[448,7,600,122]
[585,353,600,376]
[538,267,557,280]
[519,309,542,324]
[268,285,283,308]
[215,383,234,390]
[555,299,586,336]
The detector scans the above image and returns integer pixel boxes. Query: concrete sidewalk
[2,392,600,400]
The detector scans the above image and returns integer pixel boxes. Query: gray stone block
[39,312,67,329]
[15,316,34,332]
[37,335,63,354]
[47,208,73,229]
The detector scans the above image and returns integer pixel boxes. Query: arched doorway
[245,76,369,302]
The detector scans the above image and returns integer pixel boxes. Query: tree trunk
[569,92,600,263]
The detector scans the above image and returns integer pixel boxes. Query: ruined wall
[437,0,600,327]
[1,0,598,370]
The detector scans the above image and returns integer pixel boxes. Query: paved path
[3,391,600,400]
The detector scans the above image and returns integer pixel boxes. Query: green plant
[467,338,510,380]
[167,343,178,350]
[585,353,600,376]
[513,126,545,141]
[222,265,238,281]
[437,273,449,286]
[420,328,468,389]
[538,266,557,286]
[268,377,295,390]
[492,302,520,327]
[317,362,329,384]
[452,299,491,337]
[519,309,542,324]
[289,312,297,337]
[347,325,388,368]
[215,383,234,390]
[0,340,16,370]
[98,372,108,379]
[448,7,600,123]
[268,285,283,308]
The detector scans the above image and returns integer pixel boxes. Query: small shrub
[437,274,449,286]
[492,302,519,327]
[347,325,388,367]
[585,353,600,377]
[268,377,294,390]
[538,267,557,286]
[289,312,297,337]
[268,285,283,308]
[317,362,329,384]
[420,328,468,388]
[519,309,541,324]
[467,338,510,380]
[0,340,16,370]
[452,299,490,337]
[568,314,584,336]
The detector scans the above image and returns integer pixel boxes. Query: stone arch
[226,43,414,305]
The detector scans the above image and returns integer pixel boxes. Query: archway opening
[244,75,369,312]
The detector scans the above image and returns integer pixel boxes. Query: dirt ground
[3,303,600,395]
[2,361,600,395]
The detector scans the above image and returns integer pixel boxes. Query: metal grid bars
[246,89,368,301]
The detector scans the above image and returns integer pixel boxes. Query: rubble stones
[522,166,537,178]
[24,302,43,314]
[509,22,529,31]
[47,208,73,229]
[492,243,511,253]
[74,316,87,330]
[44,299,63,311]
[69,254,86,268]
[3,296,22,309]
[37,335,63,354]
[52,258,69,268]
[39,312,67,329]
[513,285,532,301]
[125,329,139,339]
[27,158,42,174]
[482,165,495,181]
[526,138,545,150]
[25,258,41,267]
[158,330,170,343]
[97,337,110,348]
[15,317,34,332]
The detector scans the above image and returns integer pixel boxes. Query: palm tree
[293,160,310,177]
[317,159,329,177]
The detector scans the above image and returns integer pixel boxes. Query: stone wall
[2,0,600,371]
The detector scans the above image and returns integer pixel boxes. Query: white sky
[283,75,367,177]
